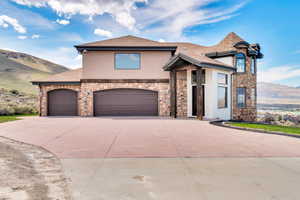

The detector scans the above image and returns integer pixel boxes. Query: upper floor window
[115,53,140,70]
[236,53,246,73]
[251,57,256,74]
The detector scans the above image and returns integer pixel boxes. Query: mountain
[257,82,300,105]
[0,49,69,94]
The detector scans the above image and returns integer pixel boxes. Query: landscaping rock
[0,137,71,200]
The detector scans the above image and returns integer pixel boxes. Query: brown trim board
[81,79,169,83]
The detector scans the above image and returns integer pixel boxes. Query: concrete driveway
[1,117,300,158]
[1,117,300,200]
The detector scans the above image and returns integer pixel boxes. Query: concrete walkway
[1,117,300,199]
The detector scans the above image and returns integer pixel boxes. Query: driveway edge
[210,120,300,139]
[0,135,72,199]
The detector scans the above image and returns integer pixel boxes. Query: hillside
[0,49,69,94]
[257,82,300,105]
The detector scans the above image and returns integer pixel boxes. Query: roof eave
[205,50,237,58]
[31,81,81,85]
[75,45,177,53]
[163,53,235,71]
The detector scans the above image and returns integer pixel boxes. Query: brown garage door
[94,89,158,116]
[48,89,78,116]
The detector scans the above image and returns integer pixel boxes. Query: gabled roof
[75,35,177,53]
[163,53,235,71]
[162,32,246,71]
[77,35,174,47]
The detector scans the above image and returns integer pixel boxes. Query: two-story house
[32,32,263,121]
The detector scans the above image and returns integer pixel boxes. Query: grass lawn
[0,114,38,123]
[228,122,300,135]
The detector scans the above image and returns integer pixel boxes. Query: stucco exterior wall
[82,51,171,79]
[214,56,234,66]
[209,69,232,120]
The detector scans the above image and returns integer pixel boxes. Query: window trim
[114,53,141,70]
[250,57,256,74]
[218,86,228,109]
[217,73,228,85]
[237,87,246,108]
[235,53,246,73]
[217,73,228,109]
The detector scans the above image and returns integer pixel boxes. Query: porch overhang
[163,53,236,72]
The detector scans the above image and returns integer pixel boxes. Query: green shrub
[0,104,38,115]
[0,105,15,115]
[14,105,37,114]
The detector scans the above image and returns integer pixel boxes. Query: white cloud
[94,28,112,38]
[0,15,26,33]
[258,65,300,83]
[133,0,245,39]
[158,38,165,42]
[10,0,45,7]
[31,34,40,39]
[2,23,9,28]
[1,1,55,30]
[18,35,27,39]
[56,19,70,25]
[10,0,245,37]
[11,0,146,30]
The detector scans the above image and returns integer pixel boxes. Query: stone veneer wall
[40,82,170,117]
[80,82,170,116]
[176,70,188,117]
[232,49,257,121]
[39,84,81,116]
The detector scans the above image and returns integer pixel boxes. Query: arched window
[236,53,246,73]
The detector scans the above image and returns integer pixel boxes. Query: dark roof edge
[205,50,237,58]
[233,41,250,48]
[75,46,177,53]
[163,53,235,71]
[31,81,81,85]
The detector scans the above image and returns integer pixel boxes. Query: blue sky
[0,0,299,86]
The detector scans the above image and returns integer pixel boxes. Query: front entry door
[192,85,205,116]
